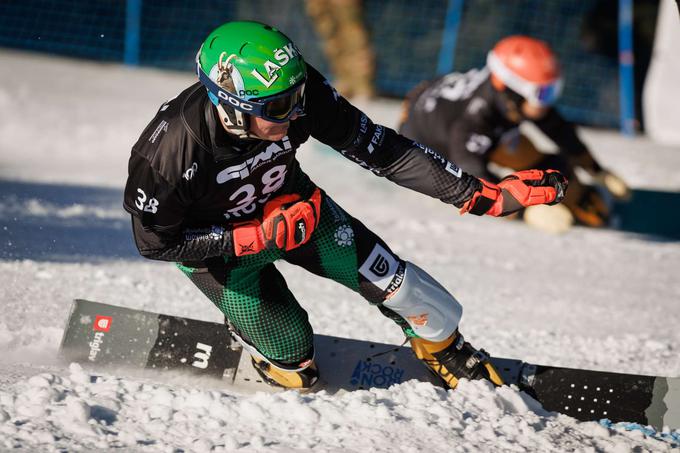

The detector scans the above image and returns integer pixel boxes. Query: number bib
[198,135,300,222]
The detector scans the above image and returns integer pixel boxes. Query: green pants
[177,193,409,366]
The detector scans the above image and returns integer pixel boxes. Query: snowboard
[59,299,680,430]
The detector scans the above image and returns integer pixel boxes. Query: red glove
[233,188,322,256]
[461,169,568,217]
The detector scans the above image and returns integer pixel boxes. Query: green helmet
[196,21,307,136]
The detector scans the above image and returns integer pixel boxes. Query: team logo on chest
[216,136,293,184]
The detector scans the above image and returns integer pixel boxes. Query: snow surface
[1,50,680,452]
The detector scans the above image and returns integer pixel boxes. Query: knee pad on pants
[381,261,462,342]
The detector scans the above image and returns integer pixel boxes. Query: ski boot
[224,318,320,391]
[251,357,320,391]
[410,331,504,389]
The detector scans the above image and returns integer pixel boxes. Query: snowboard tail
[60,300,680,430]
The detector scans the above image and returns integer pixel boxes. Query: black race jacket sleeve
[130,215,233,262]
[303,66,482,207]
[125,145,235,261]
[123,86,237,262]
[124,67,484,264]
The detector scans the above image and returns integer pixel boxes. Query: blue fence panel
[363,0,448,96]
[618,0,636,135]
[124,0,141,65]
[136,0,328,73]
[436,0,620,128]
[0,1,126,61]
[437,0,465,75]
[0,1,328,73]
[0,0,627,128]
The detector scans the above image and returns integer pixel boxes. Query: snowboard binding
[251,357,320,391]
[410,331,504,389]
[223,317,320,391]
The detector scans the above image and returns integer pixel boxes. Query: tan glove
[592,170,631,201]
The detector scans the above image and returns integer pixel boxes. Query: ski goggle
[198,63,305,123]
[531,78,563,106]
[258,84,305,121]
[487,51,563,107]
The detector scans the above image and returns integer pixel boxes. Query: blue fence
[0,0,637,128]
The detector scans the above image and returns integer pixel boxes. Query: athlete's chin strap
[211,51,257,140]
[216,104,255,140]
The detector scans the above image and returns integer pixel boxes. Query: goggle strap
[197,62,304,122]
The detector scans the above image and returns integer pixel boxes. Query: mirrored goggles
[198,64,305,123]
[530,78,563,107]
[258,84,305,122]
[487,51,563,107]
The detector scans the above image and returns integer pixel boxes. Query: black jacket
[399,67,594,181]
[124,65,482,262]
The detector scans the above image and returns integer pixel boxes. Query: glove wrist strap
[468,182,501,216]
[233,221,264,256]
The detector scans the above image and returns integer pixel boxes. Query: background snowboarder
[398,35,629,233]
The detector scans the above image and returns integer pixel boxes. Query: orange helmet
[487,35,563,107]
